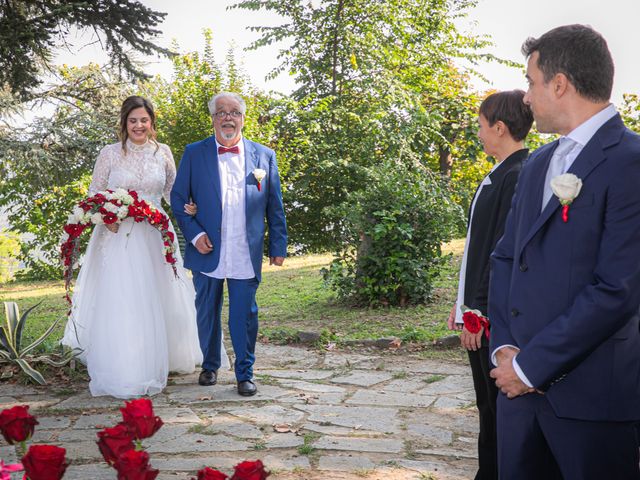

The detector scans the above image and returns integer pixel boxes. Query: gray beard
[221,131,236,140]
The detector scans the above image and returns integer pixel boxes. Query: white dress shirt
[493,104,618,386]
[455,161,503,324]
[192,139,255,279]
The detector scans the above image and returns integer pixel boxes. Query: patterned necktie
[541,138,577,209]
[218,145,240,155]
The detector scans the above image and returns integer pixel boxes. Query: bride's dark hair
[119,96,159,152]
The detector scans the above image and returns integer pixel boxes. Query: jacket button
[511,308,519,317]
[519,263,528,272]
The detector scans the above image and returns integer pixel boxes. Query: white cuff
[512,356,533,388]
[191,232,206,246]
[490,344,519,367]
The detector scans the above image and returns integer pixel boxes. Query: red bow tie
[218,145,240,155]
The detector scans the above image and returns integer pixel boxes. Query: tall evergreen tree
[0,0,172,100]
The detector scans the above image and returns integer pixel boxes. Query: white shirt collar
[566,103,617,147]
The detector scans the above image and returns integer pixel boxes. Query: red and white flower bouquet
[60,188,177,304]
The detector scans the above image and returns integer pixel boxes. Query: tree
[232,0,492,252]
[0,0,172,100]
[621,93,640,134]
[0,64,132,278]
[323,160,463,306]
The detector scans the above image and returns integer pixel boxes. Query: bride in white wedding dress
[62,96,229,398]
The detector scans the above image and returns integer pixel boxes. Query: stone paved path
[0,343,478,479]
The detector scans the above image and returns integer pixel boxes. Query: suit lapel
[244,139,258,220]
[244,138,258,180]
[516,145,556,255]
[203,136,221,202]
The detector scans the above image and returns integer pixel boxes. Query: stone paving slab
[206,414,265,439]
[276,379,347,394]
[346,390,437,408]
[331,371,394,387]
[0,343,479,479]
[318,454,376,471]
[228,405,305,425]
[314,436,404,453]
[296,405,402,433]
[258,369,334,380]
[166,383,295,404]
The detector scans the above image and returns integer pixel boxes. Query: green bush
[323,160,463,307]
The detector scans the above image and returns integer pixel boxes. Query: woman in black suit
[447,90,533,480]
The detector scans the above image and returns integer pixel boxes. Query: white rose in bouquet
[91,212,104,224]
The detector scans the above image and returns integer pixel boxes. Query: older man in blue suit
[489,25,640,479]
[171,92,287,396]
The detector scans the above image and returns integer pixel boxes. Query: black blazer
[463,148,528,316]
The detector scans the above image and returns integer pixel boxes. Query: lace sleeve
[161,144,176,204]
[88,146,112,195]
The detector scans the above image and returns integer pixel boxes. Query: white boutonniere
[253,168,266,191]
[550,173,583,223]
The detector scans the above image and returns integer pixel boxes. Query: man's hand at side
[195,234,213,254]
[269,256,285,266]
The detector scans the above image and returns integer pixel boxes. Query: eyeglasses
[213,110,243,119]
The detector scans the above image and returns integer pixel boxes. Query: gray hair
[208,92,247,115]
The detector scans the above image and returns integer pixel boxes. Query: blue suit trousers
[192,272,259,381]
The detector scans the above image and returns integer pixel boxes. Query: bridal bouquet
[60,189,177,304]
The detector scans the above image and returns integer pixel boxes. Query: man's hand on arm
[194,234,213,254]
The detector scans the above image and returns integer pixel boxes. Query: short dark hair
[522,24,614,103]
[479,90,533,141]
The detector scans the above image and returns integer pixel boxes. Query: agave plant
[0,301,75,385]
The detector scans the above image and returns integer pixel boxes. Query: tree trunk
[439,145,452,178]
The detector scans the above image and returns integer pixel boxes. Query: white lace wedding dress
[61,139,229,398]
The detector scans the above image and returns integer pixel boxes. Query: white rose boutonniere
[253,168,266,191]
[550,173,583,223]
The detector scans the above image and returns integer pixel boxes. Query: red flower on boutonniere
[551,173,583,223]
[461,306,490,339]
[252,168,266,192]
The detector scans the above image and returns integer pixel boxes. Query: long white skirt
[61,218,229,399]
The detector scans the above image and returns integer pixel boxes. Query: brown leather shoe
[237,380,257,396]
[198,369,217,386]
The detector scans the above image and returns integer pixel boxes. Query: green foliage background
[2,0,638,306]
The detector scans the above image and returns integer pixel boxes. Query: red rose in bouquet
[231,460,270,480]
[97,423,135,465]
[0,405,38,444]
[114,449,158,480]
[120,399,163,440]
[194,467,229,480]
[462,308,490,339]
[21,444,68,480]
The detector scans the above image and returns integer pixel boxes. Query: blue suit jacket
[489,114,640,422]
[170,136,287,282]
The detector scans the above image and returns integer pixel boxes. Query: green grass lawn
[0,239,465,354]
